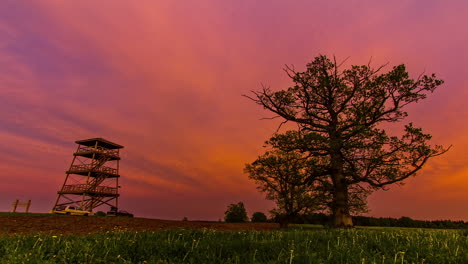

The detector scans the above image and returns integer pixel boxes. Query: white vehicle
[50,205,93,216]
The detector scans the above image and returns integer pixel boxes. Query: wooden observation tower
[52,138,123,212]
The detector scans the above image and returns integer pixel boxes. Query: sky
[0,0,467,221]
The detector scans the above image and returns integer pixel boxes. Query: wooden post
[26,200,31,213]
[12,199,18,213]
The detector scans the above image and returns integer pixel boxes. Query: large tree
[246,55,448,227]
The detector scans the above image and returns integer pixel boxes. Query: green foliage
[0,228,465,263]
[251,212,267,223]
[94,211,106,217]
[224,202,248,223]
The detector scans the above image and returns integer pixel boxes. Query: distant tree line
[271,213,468,229]
[223,202,467,229]
[353,216,468,229]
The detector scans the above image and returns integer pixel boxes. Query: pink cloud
[0,0,466,220]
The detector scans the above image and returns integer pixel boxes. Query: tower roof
[75,138,124,149]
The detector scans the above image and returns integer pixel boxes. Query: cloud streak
[0,0,466,220]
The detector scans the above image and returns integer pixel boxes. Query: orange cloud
[0,0,466,220]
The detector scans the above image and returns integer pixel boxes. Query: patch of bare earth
[0,215,279,235]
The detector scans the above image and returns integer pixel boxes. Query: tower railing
[75,145,119,158]
[60,184,118,195]
[68,164,118,175]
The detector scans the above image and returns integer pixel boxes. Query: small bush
[251,212,268,222]
[94,211,106,217]
[224,202,248,223]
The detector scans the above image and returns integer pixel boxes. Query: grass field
[0,226,466,263]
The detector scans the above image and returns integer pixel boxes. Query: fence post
[12,199,19,213]
[26,200,31,213]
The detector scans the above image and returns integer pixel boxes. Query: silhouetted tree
[224,202,248,223]
[245,148,326,228]
[246,55,448,227]
[251,212,268,223]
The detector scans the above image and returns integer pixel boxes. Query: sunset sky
[0,1,467,221]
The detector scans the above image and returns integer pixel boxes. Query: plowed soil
[0,215,279,235]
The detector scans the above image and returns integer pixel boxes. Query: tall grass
[0,228,466,263]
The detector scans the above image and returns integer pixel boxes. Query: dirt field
[0,215,279,235]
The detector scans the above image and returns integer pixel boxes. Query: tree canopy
[246,55,448,227]
[245,148,326,227]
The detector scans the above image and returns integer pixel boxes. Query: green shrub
[251,212,268,222]
[94,211,106,217]
[224,202,248,223]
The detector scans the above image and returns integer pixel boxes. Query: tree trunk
[329,141,353,228]
[331,182,353,227]
[278,215,289,228]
